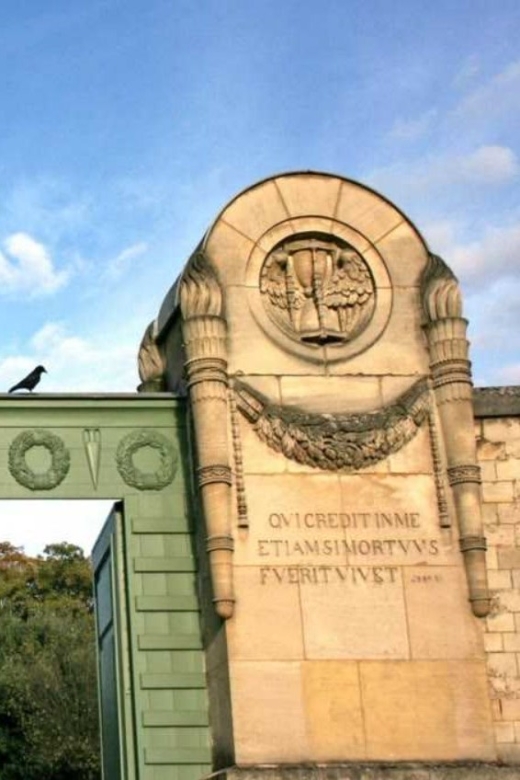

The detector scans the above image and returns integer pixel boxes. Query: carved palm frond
[420,253,462,323]
[234,378,430,472]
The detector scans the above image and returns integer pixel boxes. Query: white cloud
[423,217,520,311]
[445,222,520,287]
[1,320,140,393]
[103,241,149,281]
[457,145,518,182]
[5,178,91,241]
[0,232,70,297]
[369,144,518,200]
[452,55,480,90]
[454,60,520,120]
[417,217,520,386]
[389,109,437,141]
[497,363,520,385]
[421,219,462,254]
[30,322,93,361]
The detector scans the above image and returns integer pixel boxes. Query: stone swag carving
[233,378,430,472]
[179,251,235,619]
[421,253,490,617]
[260,233,375,346]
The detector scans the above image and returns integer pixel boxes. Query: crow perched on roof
[8,365,47,393]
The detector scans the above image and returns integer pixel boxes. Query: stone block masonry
[475,398,520,765]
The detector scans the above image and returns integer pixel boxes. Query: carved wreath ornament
[116,429,177,490]
[9,429,71,490]
[234,378,430,472]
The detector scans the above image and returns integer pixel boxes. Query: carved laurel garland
[234,378,430,472]
[9,429,70,490]
[116,429,178,490]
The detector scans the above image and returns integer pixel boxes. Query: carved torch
[422,254,490,617]
[179,253,235,619]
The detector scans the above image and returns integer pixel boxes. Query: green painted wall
[0,394,212,780]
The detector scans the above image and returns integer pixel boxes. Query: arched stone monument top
[202,170,429,291]
[142,171,499,768]
[157,170,434,376]
[204,170,426,249]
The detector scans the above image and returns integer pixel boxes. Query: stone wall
[475,388,520,763]
[153,172,520,770]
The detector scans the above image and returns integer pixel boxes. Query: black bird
[8,365,47,393]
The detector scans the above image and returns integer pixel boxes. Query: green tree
[0,542,100,780]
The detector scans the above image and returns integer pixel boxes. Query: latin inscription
[260,565,399,585]
[258,510,443,586]
[267,511,421,530]
[257,538,439,557]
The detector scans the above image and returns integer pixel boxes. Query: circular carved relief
[116,429,178,491]
[260,233,376,346]
[246,218,393,364]
[9,429,71,491]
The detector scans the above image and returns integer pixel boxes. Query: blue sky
[0,0,519,393]
[0,1,519,551]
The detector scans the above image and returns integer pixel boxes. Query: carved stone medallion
[9,429,71,491]
[116,429,178,490]
[260,233,376,346]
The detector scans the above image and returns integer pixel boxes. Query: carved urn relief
[260,233,376,346]
[246,217,392,363]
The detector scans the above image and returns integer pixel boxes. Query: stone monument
[140,171,515,776]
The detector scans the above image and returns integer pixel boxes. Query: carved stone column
[179,253,234,619]
[422,254,490,617]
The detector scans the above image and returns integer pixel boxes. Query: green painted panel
[147,688,207,711]
[0,394,212,780]
[138,634,202,650]
[134,557,196,572]
[148,766,214,780]
[92,505,134,780]
[135,596,199,611]
[142,712,209,727]
[140,673,206,689]
[138,650,203,675]
[132,517,190,533]
[144,748,212,765]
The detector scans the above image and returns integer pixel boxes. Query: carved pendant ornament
[260,233,375,346]
[234,378,430,472]
[83,428,101,489]
[116,429,178,490]
[9,429,70,490]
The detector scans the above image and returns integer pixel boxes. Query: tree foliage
[0,542,100,780]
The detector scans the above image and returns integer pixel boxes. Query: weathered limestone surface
[155,172,502,770]
[474,406,520,765]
